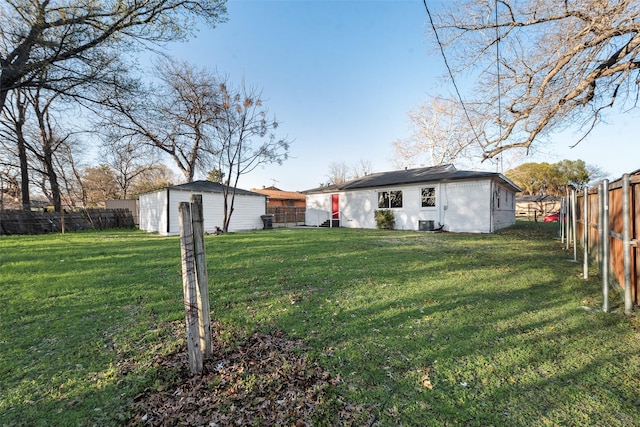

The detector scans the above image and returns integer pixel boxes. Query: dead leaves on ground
[421,367,433,390]
[125,321,370,426]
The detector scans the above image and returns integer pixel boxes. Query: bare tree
[327,161,350,185]
[393,96,483,169]
[129,164,178,196]
[99,60,221,183]
[326,159,374,184]
[350,159,374,179]
[213,81,290,232]
[0,0,227,111]
[430,0,640,159]
[0,89,31,209]
[101,138,159,199]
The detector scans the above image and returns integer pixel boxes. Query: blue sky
[161,0,640,191]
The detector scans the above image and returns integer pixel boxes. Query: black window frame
[421,187,436,207]
[378,190,403,209]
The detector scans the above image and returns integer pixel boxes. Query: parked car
[543,212,560,222]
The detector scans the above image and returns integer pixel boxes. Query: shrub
[374,209,395,230]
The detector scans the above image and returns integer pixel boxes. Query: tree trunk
[14,95,31,210]
[17,134,31,211]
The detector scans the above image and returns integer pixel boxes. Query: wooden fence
[572,173,640,313]
[266,206,305,224]
[0,209,135,235]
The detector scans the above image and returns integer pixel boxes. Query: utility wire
[495,0,503,173]
[422,0,483,153]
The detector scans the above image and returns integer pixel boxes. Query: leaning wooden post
[178,202,203,374]
[190,195,213,359]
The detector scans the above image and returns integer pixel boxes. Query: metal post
[558,197,566,244]
[560,197,565,242]
[602,180,609,313]
[583,187,589,279]
[597,183,603,267]
[566,188,570,250]
[572,189,578,262]
[622,174,633,315]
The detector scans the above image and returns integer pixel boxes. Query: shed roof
[304,165,521,193]
[165,180,264,197]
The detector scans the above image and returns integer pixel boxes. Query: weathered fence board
[0,209,135,235]
[266,206,305,224]
[178,202,203,375]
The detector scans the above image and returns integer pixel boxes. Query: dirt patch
[125,321,371,426]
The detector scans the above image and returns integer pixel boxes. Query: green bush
[374,209,395,229]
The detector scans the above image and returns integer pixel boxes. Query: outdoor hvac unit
[418,220,435,231]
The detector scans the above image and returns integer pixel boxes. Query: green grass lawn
[2,223,640,426]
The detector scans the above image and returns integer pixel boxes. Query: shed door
[331,194,339,219]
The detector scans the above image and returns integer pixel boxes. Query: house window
[421,187,436,207]
[378,190,403,208]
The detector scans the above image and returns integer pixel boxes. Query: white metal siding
[225,195,265,231]
[491,182,517,231]
[442,180,492,233]
[305,194,332,226]
[139,190,167,233]
[305,178,517,233]
[140,188,265,235]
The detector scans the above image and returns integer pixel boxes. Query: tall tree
[0,89,31,209]
[327,161,349,185]
[206,168,225,183]
[129,164,177,196]
[101,138,159,199]
[0,0,227,111]
[213,81,290,232]
[350,159,374,179]
[393,96,482,169]
[81,165,120,207]
[429,0,640,159]
[506,160,595,196]
[99,60,221,183]
[326,159,374,184]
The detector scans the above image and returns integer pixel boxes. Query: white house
[304,165,521,233]
[139,181,266,235]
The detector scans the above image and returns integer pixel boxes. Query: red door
[331,194,339,220]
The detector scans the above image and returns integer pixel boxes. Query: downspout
[490,180,495,233]
[166,187,171,234]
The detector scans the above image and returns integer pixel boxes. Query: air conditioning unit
[418,220,435,231]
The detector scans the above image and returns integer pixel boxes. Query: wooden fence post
[583,187,589,279]
[190,195,213,359]
[178,202,203,374]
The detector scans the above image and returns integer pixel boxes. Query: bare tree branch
[430,0,640,159]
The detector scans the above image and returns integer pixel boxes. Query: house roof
[251,186,306,200]
[516,195,561,203]
[303,165,522,193]
[166,180,264,197]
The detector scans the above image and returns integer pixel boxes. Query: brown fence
[266,206,305,224]
[0,209,136,235]
[574,173,640,312]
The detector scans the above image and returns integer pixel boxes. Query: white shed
[304,165,521,233]
[139,181,266,235]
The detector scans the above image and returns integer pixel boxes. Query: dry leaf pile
[126,321,370,426]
